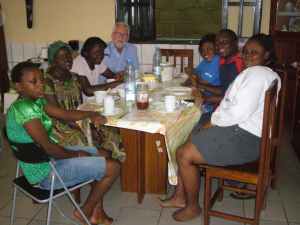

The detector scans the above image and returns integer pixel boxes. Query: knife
[118,110,132,119]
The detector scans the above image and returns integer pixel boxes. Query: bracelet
[77,151,80,157]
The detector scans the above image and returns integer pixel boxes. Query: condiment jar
[161,62,174,81]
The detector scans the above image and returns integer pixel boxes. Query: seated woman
[6,62,120,225]
[157,34,280,222]
[44,40,126,163]
[180,34,221,132]
[71,37,124,102]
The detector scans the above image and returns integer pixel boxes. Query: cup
[137,83,149,110]
[165,95,178,112]
[106,79,116,83]
[94,91,107,104]
[103,96,115,114]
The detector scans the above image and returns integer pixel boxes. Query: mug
[94,91,107,104]
[165,95,178,112]
[40,47,48,59]
[103,96,115,113]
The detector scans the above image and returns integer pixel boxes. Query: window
[115,0,263,43]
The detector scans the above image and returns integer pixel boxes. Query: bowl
[115,84,125,98]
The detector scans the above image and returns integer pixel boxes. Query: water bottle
[153,47,162,82]
[124,59,136,105]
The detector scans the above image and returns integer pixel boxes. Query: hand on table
[192,89,206,101]
[90,114,108,131]
[199,120,213,132]
[180,78,192,87]
[114,71,124,81]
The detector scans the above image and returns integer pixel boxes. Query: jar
[136,83,149,110]
[161,62,174,81]
[142,74,157,83]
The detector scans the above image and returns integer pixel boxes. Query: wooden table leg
[120,128,168,203]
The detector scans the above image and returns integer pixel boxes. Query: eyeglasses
[114,32,129,38]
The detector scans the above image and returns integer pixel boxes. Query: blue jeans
[37,146,106,190]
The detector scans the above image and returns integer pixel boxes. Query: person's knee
[105,159,121,177]
[176,144,193,164]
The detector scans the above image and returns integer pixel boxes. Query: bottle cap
[156,47,160,50]
[127,59,132,63]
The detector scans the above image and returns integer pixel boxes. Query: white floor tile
[259,220,288,225]
[0,215,30,225]
[0,196,44,218]
[28,219,70,225]
[114,207,161,225]
[103,188,130,207]
[0,194,12,209]
[211,196,244,217]
[124,193,165,210]
[278,185,300,202]
[282,201,300,223]
[244,199,287,222]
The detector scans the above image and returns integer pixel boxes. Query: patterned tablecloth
[77,76,202,185]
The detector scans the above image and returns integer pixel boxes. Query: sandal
[230,192,255,200]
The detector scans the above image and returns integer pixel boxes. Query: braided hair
[248,34,278,71]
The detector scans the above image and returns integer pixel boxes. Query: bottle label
[137,93,149,103]
[153,66,161,75]
[125,83,136,101]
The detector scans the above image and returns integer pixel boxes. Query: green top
[6,98,56,184]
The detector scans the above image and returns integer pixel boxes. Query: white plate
[101,107,123,116]
[180,73,189,78]
[165,86,192,95]
[149,101,185,112]
[85,95,120,104]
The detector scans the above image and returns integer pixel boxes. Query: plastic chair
[269,68,287,189]
[4,127,93,225]
[200,79,279,225]
[160,49,194,73]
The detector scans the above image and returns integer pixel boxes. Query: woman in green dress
[44,40,126,163]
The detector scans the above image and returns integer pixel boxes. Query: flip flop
[230,192,255,200]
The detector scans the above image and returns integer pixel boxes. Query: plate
[101,107,123,116]
[180,73,189,78]
[165,86,192,96]
[85,95,120,104]
[149,101,185,112]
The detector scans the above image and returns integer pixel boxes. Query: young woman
[71,37,124,102]
[181,33,221,114]
[44,40,126,163]
[6,62,120,225]
[157,34,280,222]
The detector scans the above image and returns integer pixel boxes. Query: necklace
[53,68,71,90]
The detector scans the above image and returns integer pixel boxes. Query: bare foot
[157,197,186,208]
[74,209,90,225]
[172,206,202,222]
[89,210,114,225]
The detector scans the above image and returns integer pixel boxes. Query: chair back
[257,79,278,197]
[5,128,51,164]
[160,49,193,73]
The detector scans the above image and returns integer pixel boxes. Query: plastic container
[160,62,174,81]
[142,75,157,83]
[124,59,136,105]
[153,47,162,82]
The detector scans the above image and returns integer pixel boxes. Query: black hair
[11,61,37,83]
[248,33,278,71]
[199,33,217,53]
[81,37,107,57]
[217,29,238,41]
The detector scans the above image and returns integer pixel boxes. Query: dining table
[77,76,203,203]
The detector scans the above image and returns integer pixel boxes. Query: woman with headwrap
[44,40,126,163]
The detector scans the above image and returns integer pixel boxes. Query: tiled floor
[0,111,300,225]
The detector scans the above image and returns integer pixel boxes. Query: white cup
[106,78,116,83]
[103,96,115,113]
[165,95,178,112]
[94,91,107,104]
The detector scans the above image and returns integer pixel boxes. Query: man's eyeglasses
[114,32,129,38]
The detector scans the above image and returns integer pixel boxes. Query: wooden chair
[160,49,194,73]
[201,79,279,225]
[269,68,287,189]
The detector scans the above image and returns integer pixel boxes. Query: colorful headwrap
[48,40,73,68]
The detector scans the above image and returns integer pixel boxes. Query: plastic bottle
[124,59,136,105]
[153,47,162,82]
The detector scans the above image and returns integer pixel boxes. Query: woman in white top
[71,37,124,101]
[157,34,280,222]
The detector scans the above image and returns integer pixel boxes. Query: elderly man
[99,22,140,84]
